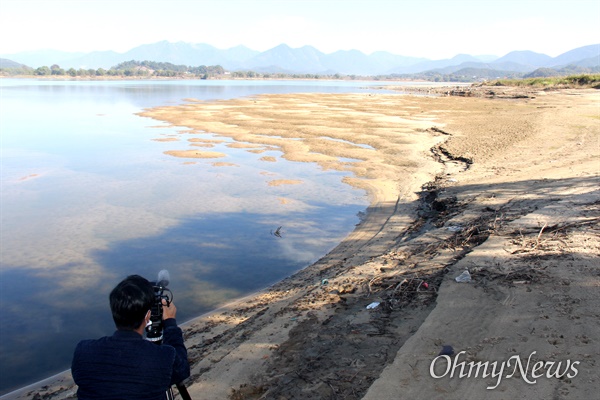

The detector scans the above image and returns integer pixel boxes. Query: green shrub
[487,74,600,88]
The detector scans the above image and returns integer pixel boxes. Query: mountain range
[1,41,598,76]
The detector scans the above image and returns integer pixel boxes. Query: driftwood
[470,266,547,286]
[511,217,599,254]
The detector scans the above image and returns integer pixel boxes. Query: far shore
[0,74,468,86]
[3,86,598,400]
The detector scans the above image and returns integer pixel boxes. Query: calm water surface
[0,79,415,394]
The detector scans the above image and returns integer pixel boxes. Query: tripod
[148,329,192,400]
[147,275,192,400]
[166,383,192,400]
[154,335,192,400]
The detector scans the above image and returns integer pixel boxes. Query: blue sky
[1,0,598,59]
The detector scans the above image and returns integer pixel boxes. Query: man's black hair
[109,275,155,330]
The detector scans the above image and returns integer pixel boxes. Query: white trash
[366,302,380,310]
[455,269,472,283]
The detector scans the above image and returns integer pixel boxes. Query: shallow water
[0,79,414,394]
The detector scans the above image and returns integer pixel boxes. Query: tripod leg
[166,387,175,400]
[176,382,192,400]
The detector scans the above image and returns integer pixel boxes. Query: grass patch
[489,74,600,89]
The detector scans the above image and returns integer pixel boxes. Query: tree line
[0,60,390,81]
[7,59,593,82]
[0,60,226,78]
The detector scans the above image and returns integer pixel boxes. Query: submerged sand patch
[139,93,446,207]
[188,138,225,144]
[248,148,273,154]
[190,143,215,148]
[226,142,264,149]
[212,162,239,167]
[267,179,303,187]
[18,173,40,181]
[163,150,226,159]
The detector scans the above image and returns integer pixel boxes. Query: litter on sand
[454,269,472,283]
[438,345,455,356]
[366,302,380,310]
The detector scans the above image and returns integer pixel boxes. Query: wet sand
[6,87,599,400]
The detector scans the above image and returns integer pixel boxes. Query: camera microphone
[146,270,172,343]
[157,269,170,288]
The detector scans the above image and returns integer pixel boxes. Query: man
[72,275,190,399]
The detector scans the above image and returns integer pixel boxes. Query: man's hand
[162,299,177,320]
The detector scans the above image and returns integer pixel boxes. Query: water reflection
[0,79,377,394]
[1,78,398,108]
[0,206,358,393]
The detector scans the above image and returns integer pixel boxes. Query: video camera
[145,269,173,344]
[143,270,192,400]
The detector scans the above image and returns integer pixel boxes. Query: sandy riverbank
[7,87,598,400]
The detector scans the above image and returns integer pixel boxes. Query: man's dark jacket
[71,319,190,400]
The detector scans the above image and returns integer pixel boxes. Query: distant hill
[1,49,86,68]
[550,44,599,67]
[525,63,600,78]
[387,53,514,75]
[0,58,34,74]
[574,56,600,68]
[493,50,554,67]
[321,49,379,75]
[123,41,260,68]
[1,42,598,77]
[0,58,26,68]
[246,44,326,73]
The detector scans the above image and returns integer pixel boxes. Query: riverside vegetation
[2,58,599,83]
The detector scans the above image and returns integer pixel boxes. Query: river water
[0,78,424,394]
